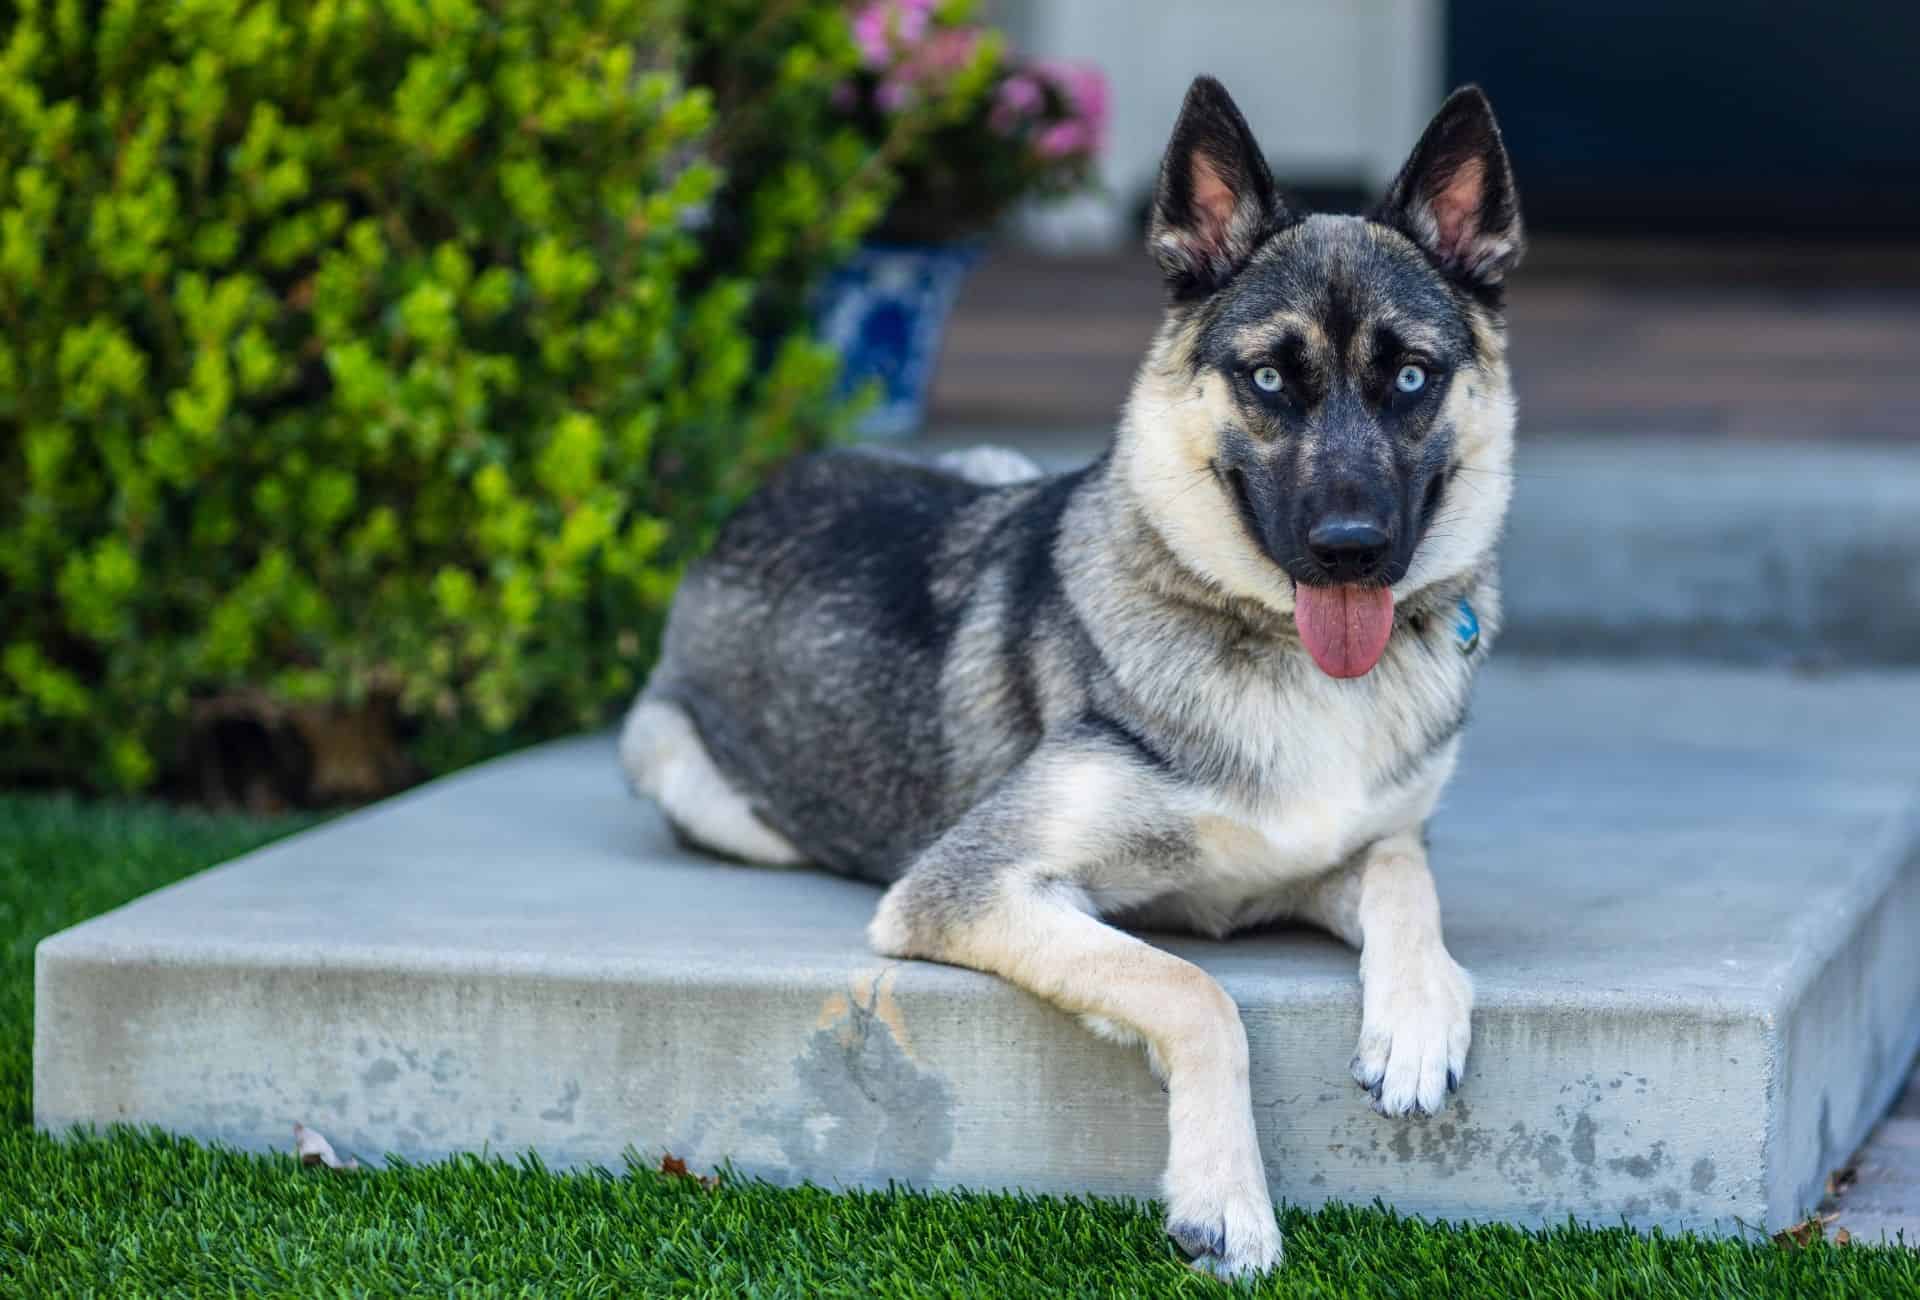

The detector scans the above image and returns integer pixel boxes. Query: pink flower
[851,6,893,67]
[1036,59,1110,155]
[875,75,914,112]
[850,0,936,69]
[921,27,981,75]
[999,73,1044,114]
[988,73,1043,134]
[1035,119,1093,160]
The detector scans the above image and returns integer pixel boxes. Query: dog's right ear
[1149,76,1286,299]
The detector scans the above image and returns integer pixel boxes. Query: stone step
[34,661,1920,1235]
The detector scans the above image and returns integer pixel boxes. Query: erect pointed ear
[1149,76,1287,299]
[1377,86,1524,288]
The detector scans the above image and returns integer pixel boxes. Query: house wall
[991,0,1446,250]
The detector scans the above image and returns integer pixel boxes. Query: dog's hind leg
[1298,829,1472,1117]
[868,735,1282,1278]
[618,695,806,866]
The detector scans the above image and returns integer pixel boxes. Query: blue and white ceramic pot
[815,241,983,438]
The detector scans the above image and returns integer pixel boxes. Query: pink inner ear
[1189,154,1239,252]
[1429,157,1486,261]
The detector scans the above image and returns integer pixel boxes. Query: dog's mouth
[1290,579,1395,679]
[1216,460,1398,678]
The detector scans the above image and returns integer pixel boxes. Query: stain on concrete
[751,967,954,1185]
[1495,1123,1569,1188]
[1607,1140,1667,1180]
[1691,1157,1716,1193]
[361,1058,399,1089]
[1349,1100,1494,1180]
[1571,1113,1597,1167]
[867,969,916,1061]
[540,1081,582,1124]
[1623,1195,1651,1218]
[1536,1134,1567,1177]
[305,1090,349,1114]
[1412,1114,1493,1177]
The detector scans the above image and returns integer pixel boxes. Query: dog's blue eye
[1395,364,1427,394]
[1252,366,1283,393]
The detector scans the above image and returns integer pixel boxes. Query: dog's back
[631,449,1075,878]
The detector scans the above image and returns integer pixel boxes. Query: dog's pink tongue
[1294,584,1396,678]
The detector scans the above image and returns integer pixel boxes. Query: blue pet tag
[1454,598,1480,655]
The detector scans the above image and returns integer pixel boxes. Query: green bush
[0,0,985,796]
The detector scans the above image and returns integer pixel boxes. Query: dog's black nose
[1307,517,1390,581]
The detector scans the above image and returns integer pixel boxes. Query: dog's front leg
[1302,829,1472,1117]
[867,738,1282,1277]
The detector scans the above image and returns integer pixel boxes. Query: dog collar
[1455,598,1480,655]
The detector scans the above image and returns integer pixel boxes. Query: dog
[621,76,1522,1277]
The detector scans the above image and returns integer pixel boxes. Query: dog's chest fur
[1089,601,1477,935]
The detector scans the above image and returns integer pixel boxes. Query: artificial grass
[1,793,1915,1297]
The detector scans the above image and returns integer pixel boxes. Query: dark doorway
[1448,1,1920,236]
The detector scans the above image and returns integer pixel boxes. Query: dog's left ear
[1377,86,1524,288]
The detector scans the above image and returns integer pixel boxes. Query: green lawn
[1,794,1914,1297]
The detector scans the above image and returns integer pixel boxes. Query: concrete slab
[34,662,1920,1236]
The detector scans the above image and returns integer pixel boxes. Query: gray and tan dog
[622,76,1522,1276]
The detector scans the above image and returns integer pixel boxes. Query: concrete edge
[33,943,1781,1234]
[1769,791,1920,1228]
[33,917,1787,1022]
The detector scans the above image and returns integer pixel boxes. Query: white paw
[1162,1137,1283,1277]
[1351,946,1473,1117]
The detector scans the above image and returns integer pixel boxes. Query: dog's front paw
[1164,1167,1283,1278]
[1351,946,1472,1117]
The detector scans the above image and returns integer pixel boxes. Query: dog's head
[1121,77,1523,678]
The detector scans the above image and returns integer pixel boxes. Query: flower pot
[816,241,983,438]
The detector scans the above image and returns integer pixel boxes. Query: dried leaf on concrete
[1773,1211,1840,1248]
[658,1152,718,1190]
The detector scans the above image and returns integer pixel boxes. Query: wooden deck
[925,240,1920,441]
